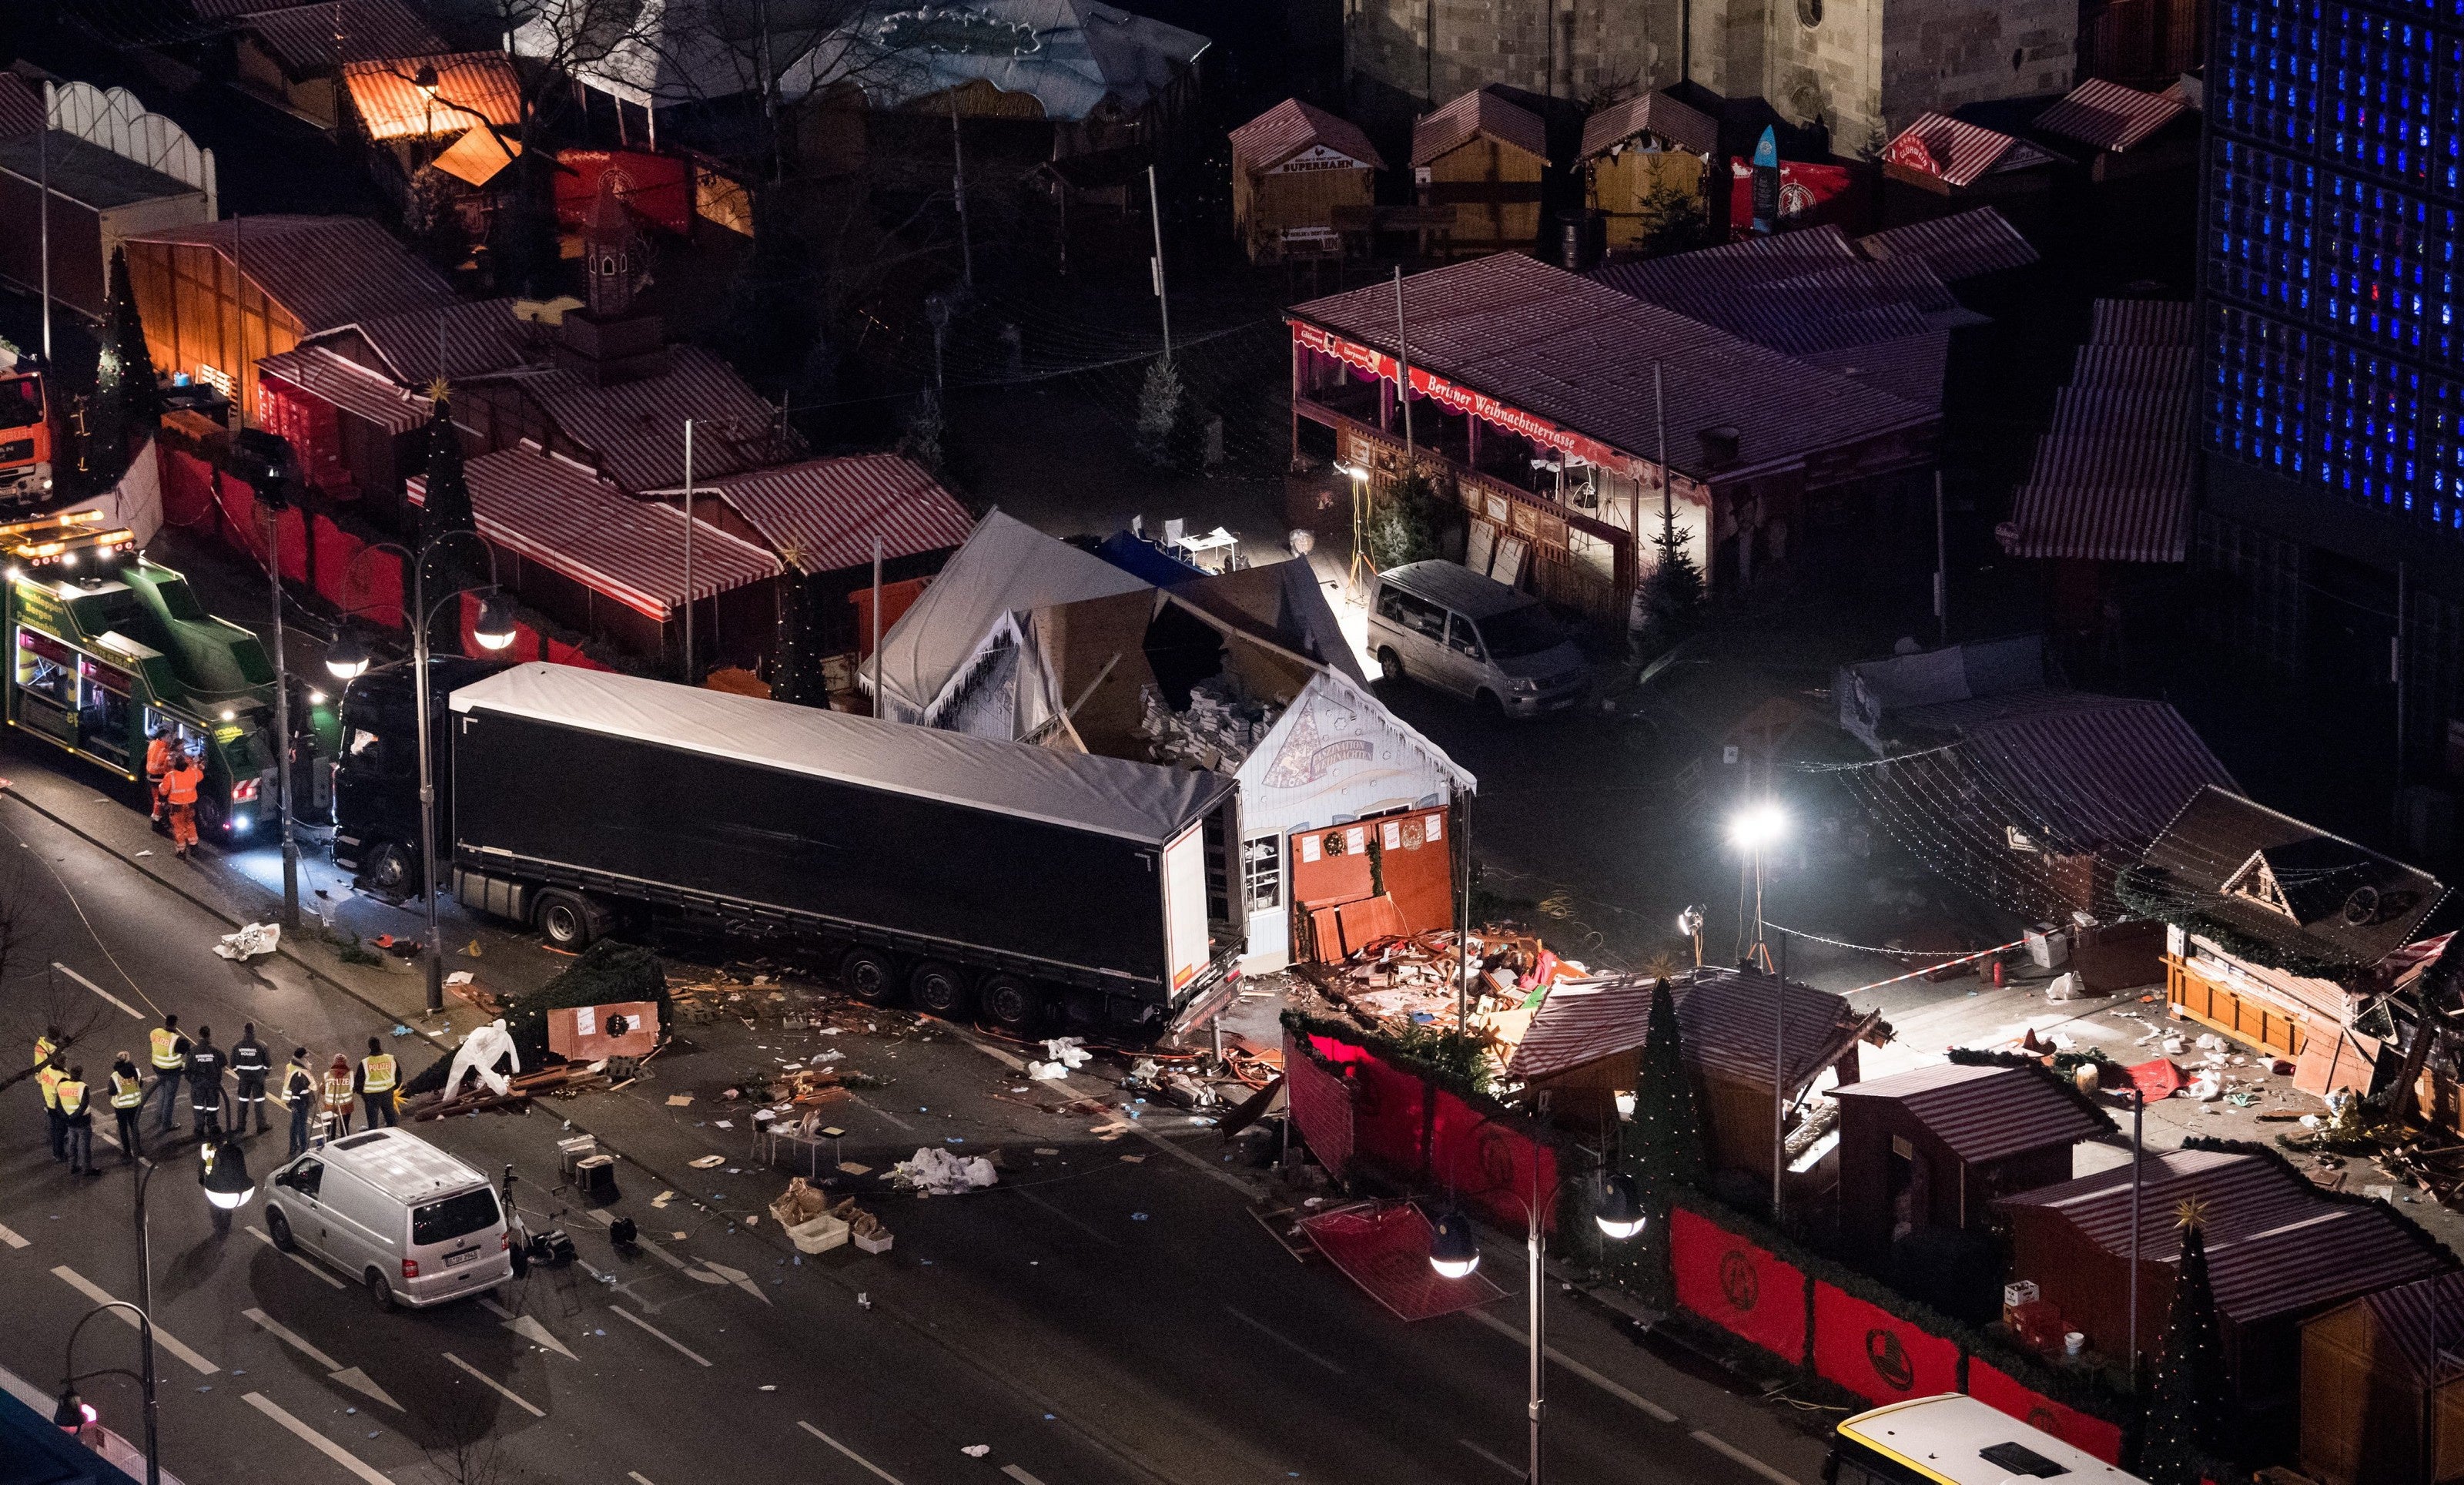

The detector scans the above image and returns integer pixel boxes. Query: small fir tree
[2138,1202,2231,1485]
[899,387,946,472]
[418,396,476,548]
[768,558,830,709]
[1366,472,1442,568]
[1639,518,1706,646]
[89,247,162,481]
[1135,355,1183,466]
[1616,977,1707,1308]
[1634,181,1712,259]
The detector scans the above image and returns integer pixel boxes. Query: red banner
[1813,1282,1960,1404]
[1298,1033,1556,1234]
[1672,1206,1807,1363]
[1966,1359,2126,1464]
[276,506,308,587]
[555,149,692,235]
[1290,323,1645,477]
[1726,157,1861,237]
[1284,1033,1356,1180]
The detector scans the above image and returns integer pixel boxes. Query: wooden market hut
[1230,99,1384,263]
[2300,1272,2464,1485]
[1411,87,1547,258]
[1578,91,1718,255]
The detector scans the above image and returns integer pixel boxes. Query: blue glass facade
[2208,0,2464,529]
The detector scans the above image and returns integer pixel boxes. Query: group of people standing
[35,1014,405,1173]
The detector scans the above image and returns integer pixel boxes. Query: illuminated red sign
[1291,322,1648,478]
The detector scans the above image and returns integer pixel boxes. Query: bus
[1828,1395,2147,1485]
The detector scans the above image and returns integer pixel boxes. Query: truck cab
[332,656,504,894]
[0,366,55,508]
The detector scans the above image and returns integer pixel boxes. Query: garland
[2113,866,2355,983]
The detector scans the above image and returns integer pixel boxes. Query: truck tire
[839,947,899,1004]
[534,890,602,951]
[910,960,972,1021]
[360,840,415,897]
[980,974,1044,1033]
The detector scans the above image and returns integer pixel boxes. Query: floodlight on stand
[473,592,519,651]
[325,629,372,680]
[201,1138,255,1210]
[1334,461,1371,482]
[1729,803,1787,850]
[1428,1205,1481,1279]
[1595,1175,1646,1240]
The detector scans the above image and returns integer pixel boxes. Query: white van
[263,1128,514,1309]
[1368,560,1592,717]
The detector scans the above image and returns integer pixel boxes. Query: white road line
[1458,1440,1522,1477]
[628,1474,658,1485]
[1689,1429,1805,1485]
[243,1392,394,1485]
[0,1222,25,1249]
[1014,1187,1119,1249]
[478,1296,514,1319]
[52,1266,216,1375]
[846,1094,914,1131]
[608,1306,710,1366]
[243,1308,340,1369]
[1465,1309,1679,1423]
[246,1225,346,1288]
[1001,1467,1050,1485]
[798,1421,903,1484]
[1223,1305,1344,1375]
[55,960,142,1019]
[443,1351,545,1418]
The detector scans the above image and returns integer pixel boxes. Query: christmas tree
[89,247,162,483]
[1135,355,1183,467]
[900,387,946,473]
[768,555,830,709]
[418,395,475,548]
[2138,1200,2230,1485]
[1617,977,1707,1308]
[1639,518,1706,646]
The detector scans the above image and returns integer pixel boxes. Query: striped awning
[691,454,975,573]
[2033,78,2188,154]
[410,445,781,620]
[256,345,430,434]
[1883,112,2061,189]
[341,52,521,142]
[1997,298,2194,563]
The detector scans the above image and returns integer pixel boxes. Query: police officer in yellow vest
[57,1065,94,1176]
[146,1014,190,1138]
[107,1054,145,1162]
[357,1037,399,1128]
[35,1024,59,1069]
[282,1049,316,1156]
[36,1053,68,1162]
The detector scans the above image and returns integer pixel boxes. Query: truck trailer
[349,662,1244,1034]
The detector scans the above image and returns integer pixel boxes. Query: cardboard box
[547,1001,661,1060]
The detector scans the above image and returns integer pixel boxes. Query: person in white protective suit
[446,1019,521,1101]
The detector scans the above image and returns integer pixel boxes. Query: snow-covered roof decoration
[839,0,1209,121]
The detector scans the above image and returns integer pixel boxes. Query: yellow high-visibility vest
[55,1081,86,1117]
[36,1065,63,1111]
[149,1027,183,1071]
[109,1071,143,1109]
[35,1034,55,1068]
[321,1074,353,1113]
[360,1054,397,1093]
[283,1063,312,1106]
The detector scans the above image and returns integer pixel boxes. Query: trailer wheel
[910,960,972,1021]
[534,890,602,950]
[839,947,899,1004]
[980,975,1044,1033]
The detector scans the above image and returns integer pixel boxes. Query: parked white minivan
[264,1128,514,1309]
[1368,561,1592,717]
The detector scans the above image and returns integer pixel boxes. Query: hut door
[1889,1134,1930,1242]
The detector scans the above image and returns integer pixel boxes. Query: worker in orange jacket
[144,727,175,824]
[162,746,205,860]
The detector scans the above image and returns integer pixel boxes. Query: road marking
[609,1305,710,1366]
[847,1094,914,1131]
[1466,1309,1679,1423]
[1001,1467,1050,1485]
[444,1351,545,1418]
[327,1367,401,1413]
[244,1307,340,1369]
[1014,1187,1119,1249]
[1689,1429,1804,1485]
[245,1226,345,1289]
[798,1421,902,1483]
[480,1297,578,1360]
[1224,1305,1344,1375]
[243,1392,393,1485]
[55,960,142,1019]
[628,1475,658,1485]
[0,1222,25,1249]
[52,1266,216,1375]
[1458,1440,1522,1477]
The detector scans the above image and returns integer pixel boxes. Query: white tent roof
[834,0,1209,120]
[451,662,1229,844]
[872,510,1149,723]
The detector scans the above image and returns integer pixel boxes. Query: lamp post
[56,1299,159,1485]
[1729,803,1789,1217]
[326,533,518,1014]
[1334,459,1373,598]
[1428,1172,1644,1483]
[1729,803,1786,972]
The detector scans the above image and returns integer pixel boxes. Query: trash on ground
[889,1146,998,1195]
[214,923,280,960]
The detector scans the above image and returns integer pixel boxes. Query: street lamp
[1428,1172,1641,1483]
[57,1299,159,1485]
[199,1135,254,1211]
[327,534,517,1014]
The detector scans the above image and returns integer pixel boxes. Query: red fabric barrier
[276,507,308,587]
[1297,1203,1511,1322]
[1284,1033,1356,1180]
[316,525,403,632]
[1813,1282,1960,1405]
[1671,1206,1807,1363]
[1300,1033,1558,1235]
[460,590,541,660]
[1726,156,1862,237]
[544,639,610,672]
[1966,1360,2126,1464]
[162,450,216,528]
[214,474,263,565]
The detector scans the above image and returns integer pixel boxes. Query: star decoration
[427,377,451,404]
[777,540,804,573]
[2174,1194,2211,1232]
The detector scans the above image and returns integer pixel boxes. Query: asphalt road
[0,736,1832,1485]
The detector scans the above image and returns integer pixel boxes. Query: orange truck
[0,364,55,506]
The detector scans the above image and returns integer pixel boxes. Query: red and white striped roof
[1230,98,1384,174]
[1578,90,1719,162]
[126,216,454,331]
[1999,297,2194,564]
[519,347,783,494]
[1856,208,2039,282]
[342,52,521,141]
[256,344,430,434]
[1411,87,1547,167]
[1883,112,2061,189]
[2034,78,2188,154]
[410,445,781,620]
[333,298,531,385]
[229,0,446,72]
[697,454,975,573]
